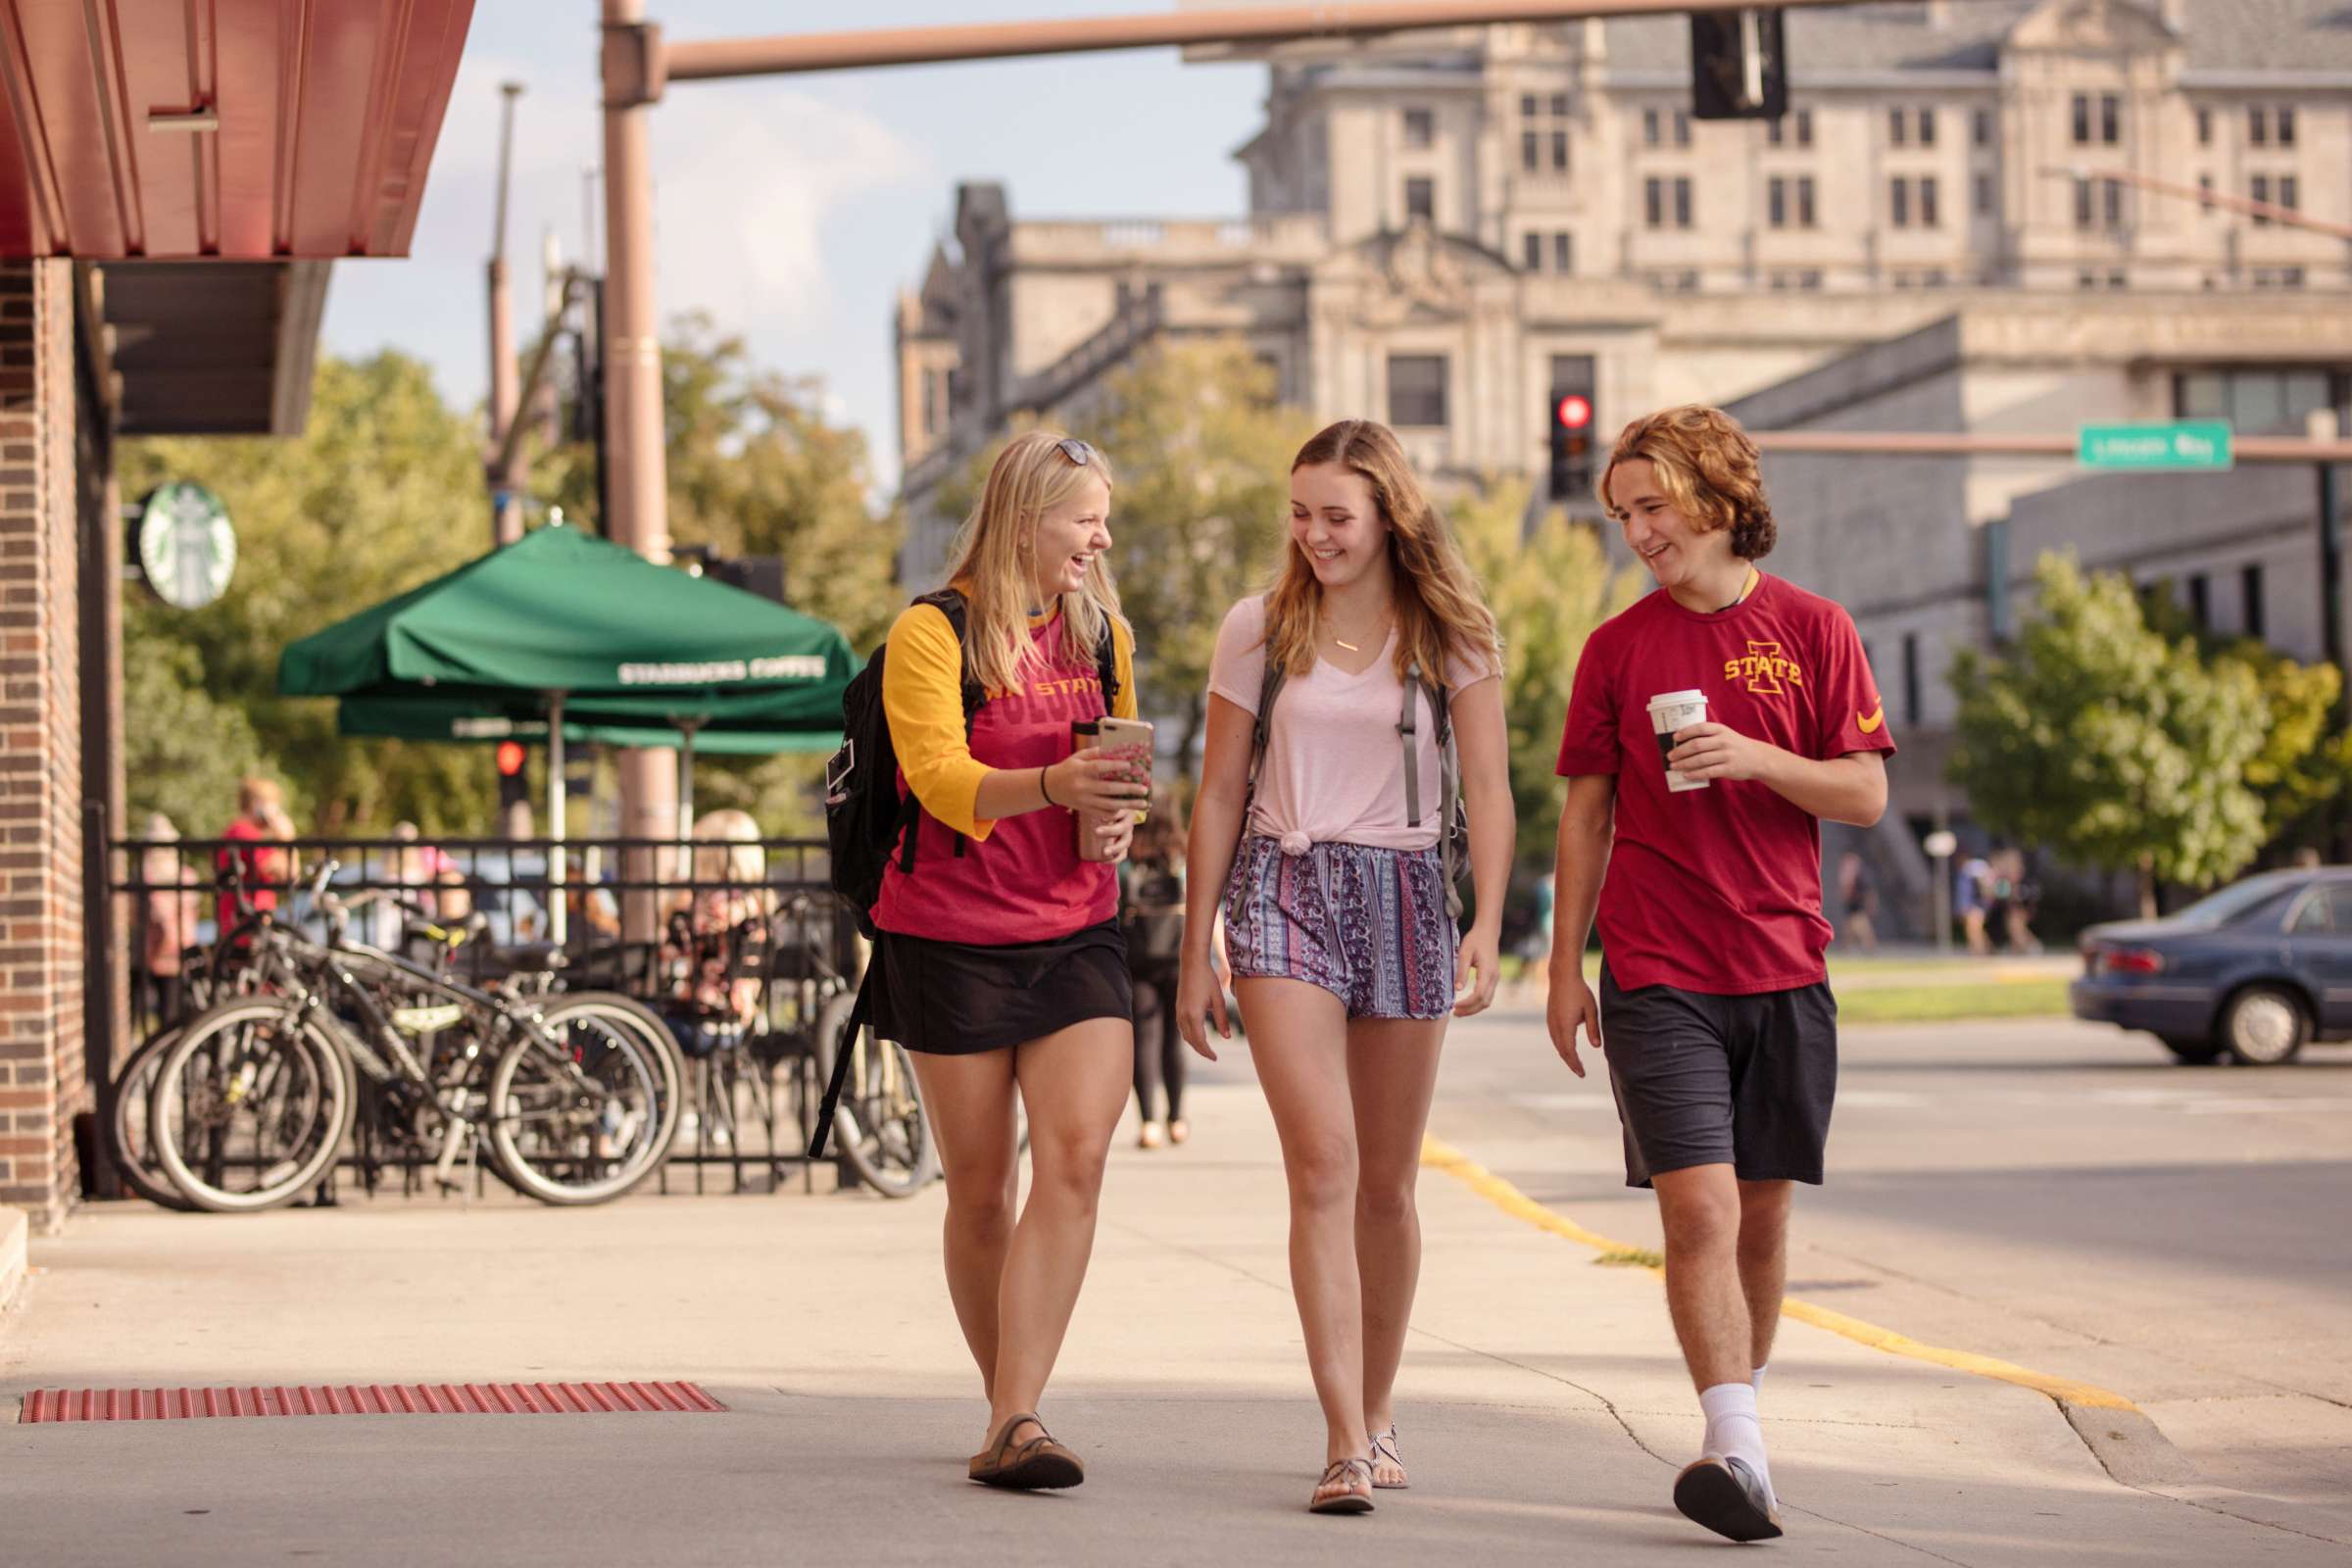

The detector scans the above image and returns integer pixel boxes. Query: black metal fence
[109,835,864,1197]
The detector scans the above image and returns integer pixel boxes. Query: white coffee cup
[1646,689,1710,793]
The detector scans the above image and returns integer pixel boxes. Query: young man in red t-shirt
[1547,405,1893,1543]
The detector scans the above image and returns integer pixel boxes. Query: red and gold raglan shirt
[873,596,1139,946]
[1555,572,1895,996]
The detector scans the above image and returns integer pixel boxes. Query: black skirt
[872,920,1133,1055]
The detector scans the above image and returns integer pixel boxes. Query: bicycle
[147,861,685,1212]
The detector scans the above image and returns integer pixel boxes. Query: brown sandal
[1308,1456,1375,1515]
[968,1411,1085,1491]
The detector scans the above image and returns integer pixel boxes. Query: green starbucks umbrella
[280,522,854,936]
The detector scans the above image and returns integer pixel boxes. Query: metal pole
[652,0,1924,84]
[548,692,569,947]
[487,81,526,550]
[2317,410,2346,722]
[602,0,677,942]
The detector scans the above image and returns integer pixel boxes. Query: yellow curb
[1420,1134,2138,1414]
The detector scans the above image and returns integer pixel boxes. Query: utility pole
[487,81,527,550]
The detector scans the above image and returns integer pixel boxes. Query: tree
[1449,480,1644,868]
[1949,554,2270,918]
[2140,590,2352,854]
[122,353,499,834]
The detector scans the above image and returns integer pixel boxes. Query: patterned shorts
[1222,835,1456,1020]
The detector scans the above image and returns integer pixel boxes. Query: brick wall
[0,259,83,1230]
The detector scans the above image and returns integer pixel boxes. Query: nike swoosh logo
[1857,706,1886,734]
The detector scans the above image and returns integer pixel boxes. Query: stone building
[895,0,2352,576]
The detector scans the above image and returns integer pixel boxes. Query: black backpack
[1246,653,1471,920]
[812,588,1119,1157]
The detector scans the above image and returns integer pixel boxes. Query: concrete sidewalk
[1,1080,2335,1566]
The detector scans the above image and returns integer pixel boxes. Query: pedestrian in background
[139,814,200,1027]
[868,431,1147,1492]
[662,808,772,1055]
[1956,854,1992,955]
[1123,791,1214,1150]
[1179,417,1513,1515]
[1837,851,1879,955]
[1547,406,1893,1544]
[215,776,296,935]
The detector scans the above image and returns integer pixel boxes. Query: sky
[318,2,1270,490]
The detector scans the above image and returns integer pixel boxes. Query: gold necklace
[1332,615,1389,654]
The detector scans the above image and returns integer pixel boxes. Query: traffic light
[496,738,529,812]
[1549,359,1598,504]
[1690,8,1788,122]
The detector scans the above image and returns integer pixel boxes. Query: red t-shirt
[214,817,284,935]
[1555,573,1895,995]
[873,614,1119,946]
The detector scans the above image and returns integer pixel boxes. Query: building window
[2250,106,2269,146]
[2103,177,2123,228]
[2100,93,2120,145]
[2252,268,2308,289]
[1766,116,1783,146]
[1643,108,1661,147]
[1524,232,1543,270]
[2278,105,2297,146]
[2198,173,2214,211]
[1973,107,1992,147]
[1550,93,1569,117]
[2074,177,2093,229]
[1796,175,1816,228]
[2243,564,2267,638]
[1405,176,1435,222]
[2072,93,2090,145]
[1523,95,1571,174]
[1552,231,1573,272]
[2196,106,2212,146]
[1921,176,1939,227]
[1765,110,1812,146]
[1889,107,1907,147]
[1768,176,1786,228]
[1387,355,1448,428]
[2280,174,2300,212]
[1523,130,1540,172]
[2251,174,2270,224]
[1796,108,1813,146]
[1402,107,1434,149]
[1645,176,1662,227]
[1674,176,1692,227]
[1901,633,1921,726]
[920,369,940,436]
[2177,368,2335,432]
[1551,130,1569,172]
[1674,111,1690,147]
[1890,176,1910,227]
[1974,172,1993,216]
[2188,573,2211,629]
[1919,108,1936,146]
[1522,94,1538,118]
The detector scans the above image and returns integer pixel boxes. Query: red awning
[0,0,476,260]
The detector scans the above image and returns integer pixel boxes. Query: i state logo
[1723,640,1805,696]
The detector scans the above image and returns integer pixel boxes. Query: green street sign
[2078,420,2233,472]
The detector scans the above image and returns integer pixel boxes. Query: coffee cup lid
[1645,689,1706,709]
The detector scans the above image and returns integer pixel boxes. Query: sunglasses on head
[1054,437,1098,466]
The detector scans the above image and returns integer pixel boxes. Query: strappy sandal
[1367,1423,1408,1490]
[1308,1456,1375,1515]
[968,1411,1085,1491]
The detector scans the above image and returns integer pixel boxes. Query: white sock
[1699,1382,1774,1505]
[1751,1363,1768,1395]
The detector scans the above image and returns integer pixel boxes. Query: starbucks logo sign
[137,481,237,610]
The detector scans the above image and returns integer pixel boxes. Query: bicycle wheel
[148,997,354,1214]
[486,991,683,1206]
[813,991,936,1199]
[104,1026,199,1211]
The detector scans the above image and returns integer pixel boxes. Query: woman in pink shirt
[1177,418,1515,1514]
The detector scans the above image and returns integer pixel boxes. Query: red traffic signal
[1556,393,1593,430]
[495,740,527,777]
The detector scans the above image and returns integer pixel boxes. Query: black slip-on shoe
[1673,1456,1784,1543]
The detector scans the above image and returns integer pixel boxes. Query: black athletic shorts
[1596,962,1838,1189]
[872,920,1132,1055]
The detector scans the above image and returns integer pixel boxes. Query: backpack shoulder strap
[914,588,986,734]
[1249,657,1288,786]
[1095,621,1122,712]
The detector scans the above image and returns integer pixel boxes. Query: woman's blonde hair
[1600,405,1778,560]
[945,430,1128,697]
[1266,418,1500,684]
[690,808,764,886]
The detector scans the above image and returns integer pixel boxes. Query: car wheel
[2219,986,2307,1066]
[2159,1035,2224,1065]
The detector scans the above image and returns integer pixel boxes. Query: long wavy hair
[1264,418,1500,685]
[1599,405,1778,560]
[945,430,1128,696]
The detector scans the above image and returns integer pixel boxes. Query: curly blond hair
[1600,405,1777,561]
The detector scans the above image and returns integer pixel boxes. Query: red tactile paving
[17,1381,725,1423]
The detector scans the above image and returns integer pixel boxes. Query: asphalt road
[1413,1002,2352,1536]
